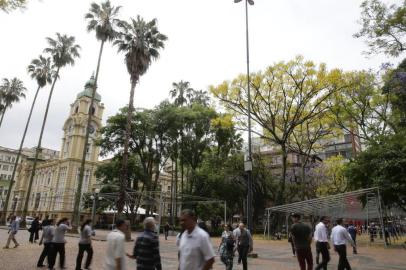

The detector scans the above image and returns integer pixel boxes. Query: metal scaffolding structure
[263,187,387,246]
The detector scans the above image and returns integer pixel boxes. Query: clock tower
[61,75,104,162]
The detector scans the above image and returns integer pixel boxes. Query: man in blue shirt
[3,215,20,249]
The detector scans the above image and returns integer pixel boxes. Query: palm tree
[72,0,121,228]
[170,81,194,106]
[0,78,26,128]
[22,33,80,220]
[1,55,53,224]
[114,16,167,213]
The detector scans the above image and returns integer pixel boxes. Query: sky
[0,0,400,151]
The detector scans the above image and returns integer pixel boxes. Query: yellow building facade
[13,77,104,221]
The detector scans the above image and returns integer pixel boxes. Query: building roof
[76,75,101,102]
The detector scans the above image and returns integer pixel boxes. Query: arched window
[75,106,79,113]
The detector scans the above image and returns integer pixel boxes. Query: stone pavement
[0,228,405,270]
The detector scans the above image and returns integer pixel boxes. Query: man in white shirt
[314,216,330,270]
[331,218,355,270]
[178,209,215,270]
[105,219,127,270]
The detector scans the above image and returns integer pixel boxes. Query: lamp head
[234,0,242,2]
[248,0,254,5]
[95,188,100,194]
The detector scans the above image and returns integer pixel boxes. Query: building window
[2,165,8,171]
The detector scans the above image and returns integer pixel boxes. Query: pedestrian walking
[75,219,95,270]
[48,217,71,270]
[347,223,357,254]
[127,217,162,270]
[164,222,170,240]
[178,209,215,270]
[290,213,313,270]
[105,219,127,270]
[218,224,235,270]
[234,223,253,270]
[37,219,55,268]
[3,215,20,249]
[331,218,355,270]
[29,216,41,243]
[314,216,330,270]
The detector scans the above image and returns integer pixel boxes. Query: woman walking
[37,219,55,267]
[29,216,41,243]
[48,218,71,270]
[75,219,94,270]
[219,224,235,270]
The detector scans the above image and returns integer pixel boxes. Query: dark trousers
[238,245,249,270]
[296,247,313,270]
[37,242,52,267]
[335,245,351,270]
[75,243,93,270]
[315,242,330,270]
[29,230,39,243]
[290,241,296,255]
[165,230,169,240]
[48,243,65,269]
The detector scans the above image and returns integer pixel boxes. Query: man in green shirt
[290,213,313,270]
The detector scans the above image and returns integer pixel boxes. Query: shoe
[14,244,19,248]
[3,246,9,249]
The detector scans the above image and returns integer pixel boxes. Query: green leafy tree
[315,155,348,196]
[113,16,167,213]
[345,132,406,211]
[0,0,26,13]
[382,58,406,127]
[22,33,80,220]
[0,78,26,128]
[73,0,121,228]
[328,70,394,144]
[1,56,53,224]
[211,56,350,204]
[354,0,406,56]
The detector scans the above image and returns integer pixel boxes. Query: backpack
[239,228,250,246]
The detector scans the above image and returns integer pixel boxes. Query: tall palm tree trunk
[73,40,105,228]
[22,69,60,221]
[1,86,41,224]
[118,79,137,214]
[0,106,8,128]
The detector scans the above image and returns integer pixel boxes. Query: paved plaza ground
[0,228,405,270]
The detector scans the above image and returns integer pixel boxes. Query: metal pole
[157,191,163,235]
[91,193,96,226]
[224,201,227,225]
[376,188,387,247]
[245,0,253,234]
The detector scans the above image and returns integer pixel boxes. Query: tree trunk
[0,106,8,128]
[22,68,60,222]
[73,40,105,228]
[118,78,137,214]
[1,86,40,225]
[277,145,288,205]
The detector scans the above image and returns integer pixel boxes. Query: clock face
[89,125,95,134]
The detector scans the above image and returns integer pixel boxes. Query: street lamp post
[234,0,254,233]
[90,188,100,227]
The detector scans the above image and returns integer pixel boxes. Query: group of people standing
[290,213,356,270]
[104,209,254,270]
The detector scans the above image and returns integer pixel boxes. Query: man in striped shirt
[127,217,162,270]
